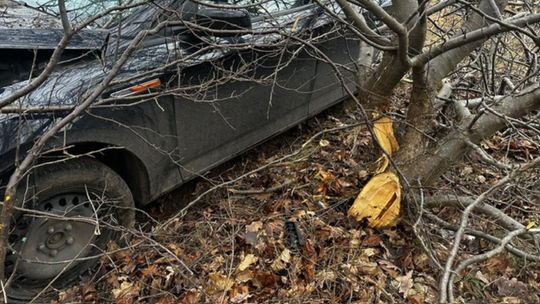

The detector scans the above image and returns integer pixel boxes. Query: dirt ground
[54,95,540,303]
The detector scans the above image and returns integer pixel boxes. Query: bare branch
[412,12,540,67]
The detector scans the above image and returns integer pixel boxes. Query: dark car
[0,0,369,300]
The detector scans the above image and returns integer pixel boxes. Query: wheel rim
[7,192,100,287]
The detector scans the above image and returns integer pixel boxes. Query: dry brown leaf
[413,252,430,271]
[287,281,316,298]
[168,243,184,257]
[265,220,284,235]
[319,139,330,147]
[348,260,379,275]
[485,255,508,271]
[246,221,263,233]
[150,277,163,297]
[82,282,97,302]
[315,270,336,288]
[140,264,160,277]
[229,285,252,303]
[477,174,487,183]
[475,270,490,285]
[253,271,277,289]
[396,270,414,298]
[207,272,235,295]
[57,287,79,303]
[315,169,335,183]
[362,234,382,247]
[271,249,291,272]
[501,296,523,304]
[379,260,400,278]
[236,269,254,283]
[348,172,401,228]
[520,139,536,151]
[204,255,225,272]
[349,230,363,248]
[344,248,380,276]
[359,261,380,275]
[494,277,538,302]
[373,117,399,155]
[337,178,354,188]
[408,293,425,304]
[177,290,200,304]
[112,281,138,302]
[358,169,368,178]
[460,166,473,176]
[236,254,258,272]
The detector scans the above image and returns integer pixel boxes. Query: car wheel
[5,158,135,302]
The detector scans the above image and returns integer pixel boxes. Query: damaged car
[0,0,386,300]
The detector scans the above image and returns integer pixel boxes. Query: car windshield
[27,0,117,16]
[22,0,183,38]
[24,0,142,26]
[199,0,310,17]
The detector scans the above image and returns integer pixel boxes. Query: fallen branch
[438,156,540,303]
[426,212,540,262]
[424,195,522,231]
[448,227,540,302]
[439,170,515,303]
[228,179,294,195]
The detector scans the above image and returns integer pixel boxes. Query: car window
[26,0,118,15]
[24,0,131,24]
[238,0,309,14]
[200,0,311,17]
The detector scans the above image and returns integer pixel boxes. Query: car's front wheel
[5,158,135,302]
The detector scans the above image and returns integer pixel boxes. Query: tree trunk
[356,0,423,113]
[403,85,540,186]
[398,0,511,187]
[397,65,437,166]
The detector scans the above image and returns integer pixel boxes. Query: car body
[0,0,361,205]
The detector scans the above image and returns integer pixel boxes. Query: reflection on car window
[201,0,311,17]
[24,0,127,27]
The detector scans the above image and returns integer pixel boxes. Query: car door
[173,1,319,181]
[308,3,361,115]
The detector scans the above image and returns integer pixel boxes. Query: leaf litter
[52,100,540,303]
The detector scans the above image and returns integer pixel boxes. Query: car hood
[0,38,224,155]
[0,3,327,157]
[0,28,109,51]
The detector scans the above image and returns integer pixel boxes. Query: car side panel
[309,31,360,115]
[174,49,316,181]
[68,97,181,203]
[0,97,182,205]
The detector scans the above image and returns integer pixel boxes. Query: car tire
[5,158,135,302]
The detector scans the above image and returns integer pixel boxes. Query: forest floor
[54,85,540,304]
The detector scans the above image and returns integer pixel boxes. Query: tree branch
[403,84,540,185]
[426,0,508,84]
[334,0,392,47]
[412,12,540,67]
